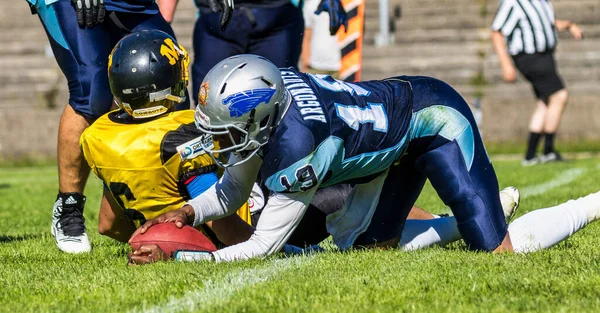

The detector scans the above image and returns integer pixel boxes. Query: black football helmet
[108,30,189,119]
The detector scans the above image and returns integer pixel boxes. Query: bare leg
[98,190,137,243]
[528,100,547,133]
[543,89,568,133]
[540,89,568,160]
[51,104,93,253]
[58,105,91,193]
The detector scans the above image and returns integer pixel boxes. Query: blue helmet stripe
[222,88,276,117]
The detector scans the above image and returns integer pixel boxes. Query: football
[129,223,217,258]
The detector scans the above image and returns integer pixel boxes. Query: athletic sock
[400,216,462,251]
[525,132,542,160]
[544,132,556,154]
[508,191,600,253]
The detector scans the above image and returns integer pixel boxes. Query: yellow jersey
[80,109,251,228]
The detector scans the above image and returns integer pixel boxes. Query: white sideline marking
[136,257,311,313]
[520,168,586,199]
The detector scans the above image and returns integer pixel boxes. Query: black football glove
[206,0,234,31]
[72,0,106,28]
[315,0,348,36]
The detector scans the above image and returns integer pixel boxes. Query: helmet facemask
[194,54,291,168]
[195,97,285,168]
[115,86,186,119]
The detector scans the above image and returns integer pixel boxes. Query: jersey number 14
[310,74,389,133]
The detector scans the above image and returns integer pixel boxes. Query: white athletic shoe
[51,193,91,254]
[521,157,541,166]
[499,186,520,222]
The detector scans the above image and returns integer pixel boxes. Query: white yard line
[520,168,587,199]
[136,256,312,313]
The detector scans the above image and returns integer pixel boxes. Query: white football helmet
[195,54,291,167]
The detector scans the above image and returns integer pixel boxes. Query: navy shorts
[512,51,565,104]
[35,0,186,120]
[354,76,508,252]
[191,3,303,104]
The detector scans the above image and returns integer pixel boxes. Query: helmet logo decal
[198,82,210,106]
[222,88,276,117]
[160,38,186,65]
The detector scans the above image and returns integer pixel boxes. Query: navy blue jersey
[29,0,157,13]
[261,69,413,193]
[105,0,159,14]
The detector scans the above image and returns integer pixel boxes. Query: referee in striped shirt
[491,0,582,165]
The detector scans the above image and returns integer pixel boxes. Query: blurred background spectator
[491,0,583,165]
[301,0,342,78]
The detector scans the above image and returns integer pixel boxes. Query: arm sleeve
[492,0,518,35]
[185,171,219,199]
[188,154,262,226]
[212,188,317,262]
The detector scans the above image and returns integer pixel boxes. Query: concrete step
[363,24,600,47]
[364,0,600,11]
[361,39,600,64]
[363,1,600,36]
[362,63,600,87]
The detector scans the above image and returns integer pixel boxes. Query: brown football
[129,223,217,257]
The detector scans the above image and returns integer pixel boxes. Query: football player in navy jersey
[25,0,234,253]
[133,55,600,262]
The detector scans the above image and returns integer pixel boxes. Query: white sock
[400,216,462,251]
[508,191,600,253]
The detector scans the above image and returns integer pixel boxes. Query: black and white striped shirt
[492,0,557,55]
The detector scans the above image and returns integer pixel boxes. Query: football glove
[315,0,348,36]
[72,0,106,28]
[207,0,235,31]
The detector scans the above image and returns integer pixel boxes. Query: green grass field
[1,158,600,312]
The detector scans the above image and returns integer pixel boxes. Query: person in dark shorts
[491,0,582,165]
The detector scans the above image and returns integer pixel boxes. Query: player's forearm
[98,191,137,243]
[102,220,136,243]
[212,191,314,262]
[187,182,245,227]
[210,213,256,246]
[491,31,513,69]
[188,155,262,226]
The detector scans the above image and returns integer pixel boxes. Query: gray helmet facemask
[194,54,291,168]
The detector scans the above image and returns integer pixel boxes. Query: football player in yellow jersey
[80,30,253,246]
